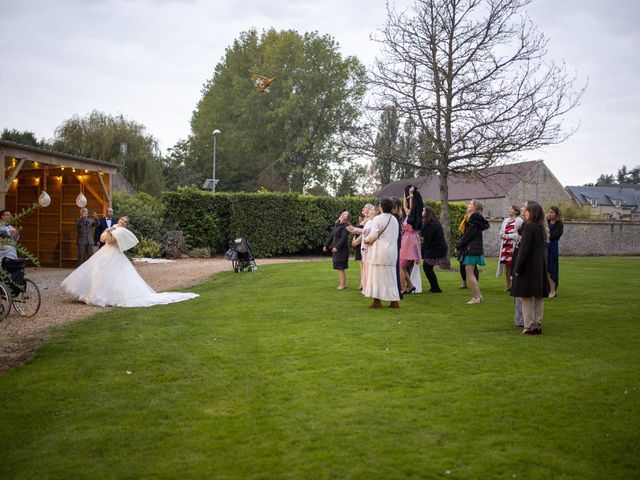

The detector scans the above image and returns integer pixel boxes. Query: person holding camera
[76,207,99,266]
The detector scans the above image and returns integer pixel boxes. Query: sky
[1,0,638,187]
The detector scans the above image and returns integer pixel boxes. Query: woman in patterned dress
[399,186,423,294]
[496,205,524,291]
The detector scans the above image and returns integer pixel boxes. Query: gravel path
[0,257,316,373]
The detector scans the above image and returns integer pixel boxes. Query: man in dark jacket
[76,207,99,266]
[95,207,119,247]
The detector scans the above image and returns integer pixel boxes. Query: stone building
[565,185,640,221]
[376,160,571,218]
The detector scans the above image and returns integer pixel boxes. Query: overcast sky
[1,0,638,186]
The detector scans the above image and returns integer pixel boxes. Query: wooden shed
[0,140,119,267]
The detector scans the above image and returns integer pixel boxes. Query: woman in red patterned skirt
[496,205,523,291]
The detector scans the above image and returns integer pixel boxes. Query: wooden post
[0,153,5,210]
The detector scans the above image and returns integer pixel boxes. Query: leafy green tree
[189,28,367,193]
[53,111,164,195]
[1,128,49,148]
[161,139,202,190]
[596,174,614,185]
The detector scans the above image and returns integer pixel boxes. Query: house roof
[566,185,640,212]
[112,173,137,194]
[376,160,541,200]
[0,139,120,171]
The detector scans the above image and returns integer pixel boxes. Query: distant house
[565,185,640,221]
[376,160,571,218]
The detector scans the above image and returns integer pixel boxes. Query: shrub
[129,236,162,258]
[113,191,165,242]
[188,247,211,258]
[161,187,226,252]
[163,230,189,259]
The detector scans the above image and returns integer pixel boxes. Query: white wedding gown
[61,227,198,307]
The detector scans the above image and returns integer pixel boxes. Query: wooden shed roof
[0,140,119,173]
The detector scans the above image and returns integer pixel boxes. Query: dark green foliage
[128,236,162,258]
[112,191,165,243]
[161,187,228,252]
[162,189,377,257]
[1,128,49,148]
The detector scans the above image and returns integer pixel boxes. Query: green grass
[1,257,639,479]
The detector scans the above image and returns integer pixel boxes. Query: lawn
[0,257,639,479]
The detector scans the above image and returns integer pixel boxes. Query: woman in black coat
[511,201,550,335]
[421,206,449,293]
[323,211,351,289]
[546,206,564,298]
[456,199,490,304]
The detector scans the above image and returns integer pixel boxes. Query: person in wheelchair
[0,228,18,261]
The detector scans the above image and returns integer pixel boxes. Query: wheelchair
[0,258,42,320]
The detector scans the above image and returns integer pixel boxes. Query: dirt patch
[0,257,316,373]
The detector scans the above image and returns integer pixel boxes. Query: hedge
[159,188,467,258]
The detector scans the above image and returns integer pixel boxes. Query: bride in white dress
[61,216,199,307]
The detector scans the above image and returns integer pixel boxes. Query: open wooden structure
[0,140,119,267]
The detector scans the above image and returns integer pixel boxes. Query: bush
[163,230,189,259]
[129,236,162,258]
[188,247,211,258]
[113,191,165,242]
[161,187,226,252]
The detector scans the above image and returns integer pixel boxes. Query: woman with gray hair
[347,203,377,293]
[363,198,401,308]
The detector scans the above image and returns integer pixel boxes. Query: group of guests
[323,191,564,335]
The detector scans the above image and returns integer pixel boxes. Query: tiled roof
[376,160,540,200]
[566,185,640,211]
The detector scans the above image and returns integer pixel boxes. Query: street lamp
[212,129,221,192]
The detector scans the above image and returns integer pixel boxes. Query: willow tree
[189,29,366,193]
[371,0,585,246]
[53,111,164,195]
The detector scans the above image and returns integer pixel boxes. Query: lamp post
[212,129,221,192]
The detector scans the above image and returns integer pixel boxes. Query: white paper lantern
[76,193,87,208]
[38,190,51,207]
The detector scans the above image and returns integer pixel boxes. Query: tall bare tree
[371,0,585,246]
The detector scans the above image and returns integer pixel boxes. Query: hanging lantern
[76,192,87,208]
[38,168,51,207]
[38,191,51,207]
[76,177,87,207]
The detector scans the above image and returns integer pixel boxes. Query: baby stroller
[224,237,257,273]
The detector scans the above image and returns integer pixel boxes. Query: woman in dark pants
[511,201,550,335]
[323,211,351,289]
[421,206,449,293]
[546,206,564,298]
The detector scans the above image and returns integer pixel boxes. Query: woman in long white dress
[61,217,199,307]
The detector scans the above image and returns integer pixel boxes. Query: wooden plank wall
[5,170,108,267]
